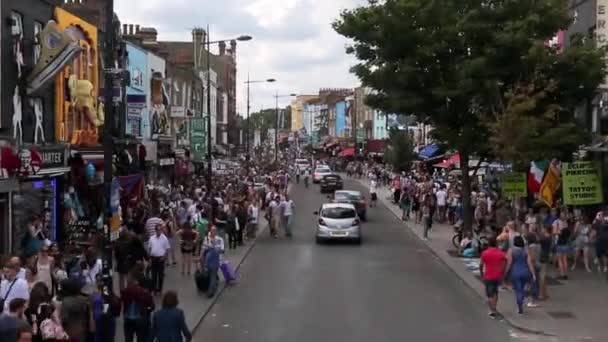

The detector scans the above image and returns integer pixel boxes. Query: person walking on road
[121,271,155,342]
[201,226,224,298]
[303,168,310,188]
[176,223,198,276]
[281,194,295,238]
[480,237,506,318]
[268,195,281,239]
[247,200,259,239]
[504,235,536,315]
[150,291,192,342]
[147,225,171,295]
[369,177,378,207]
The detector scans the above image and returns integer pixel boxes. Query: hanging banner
[562,162,604,205]
[501,172,527,199]
[190,118,207,162]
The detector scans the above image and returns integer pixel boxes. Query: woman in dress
[572,216,592,272]
[176,223,198,276]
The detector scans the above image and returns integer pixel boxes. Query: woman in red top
[176,223,198,275]
[480,236,506,318]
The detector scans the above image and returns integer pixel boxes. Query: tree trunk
[460,152,473,232]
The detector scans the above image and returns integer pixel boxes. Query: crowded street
[194,177,557,342]
[2,1,608,342]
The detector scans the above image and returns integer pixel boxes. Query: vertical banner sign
[598,1,608,88]
[501,172,528,199]
[190,118,207,162]
[562,162,604,205]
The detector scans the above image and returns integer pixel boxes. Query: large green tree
[334,0,604,230]
[384,129,415,172]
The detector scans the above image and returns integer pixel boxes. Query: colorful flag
[539,160,561,207]
[528,160,548,193]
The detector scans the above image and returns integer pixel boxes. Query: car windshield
[316,168,331,173]
[334,192,361,201]
[322,207,356,219]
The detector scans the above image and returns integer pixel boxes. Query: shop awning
[418,144,440,159]
[340,147,355,157]
[366,140,387,154]
[434,153,460,168]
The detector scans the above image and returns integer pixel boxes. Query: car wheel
[354,237,362,245]
[316,237,323,244]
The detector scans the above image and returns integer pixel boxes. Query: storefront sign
[501,172,527,199]
[598,1,608,88]
[171,106,186,118]
[562,162,604,205]
[127,102,146,119]
[40,148,66,169]
[159,158,175,166]
[190,118,207,162]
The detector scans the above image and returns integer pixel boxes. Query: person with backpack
[175,223,198,276]
[121,271,154,342]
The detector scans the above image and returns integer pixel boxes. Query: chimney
[192,28,206,69]
[129,24,134,35]
[139,27,158,45]
[219,41,226,56]
[230,40,237,57]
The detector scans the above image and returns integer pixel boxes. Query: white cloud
[114,0,364,114]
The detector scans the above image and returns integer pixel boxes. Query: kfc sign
[18,149,42,176]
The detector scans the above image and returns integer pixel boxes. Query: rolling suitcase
[220,261,237,284]
[195,269,210,291]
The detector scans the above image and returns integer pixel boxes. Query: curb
[191,224,268,333]
[350,177,556,337]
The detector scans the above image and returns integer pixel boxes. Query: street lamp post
[202,28,251,218]
[245,76,275,173]
[273,92,297,163]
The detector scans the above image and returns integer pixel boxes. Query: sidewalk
[114,228,264,342]
[353,177,608,341]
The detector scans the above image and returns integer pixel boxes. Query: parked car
[313,166,332,183]
[314,203,361,244]
[332,190,367,221]
[320,174,343,193]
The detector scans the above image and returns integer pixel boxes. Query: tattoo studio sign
[562,162,604,205]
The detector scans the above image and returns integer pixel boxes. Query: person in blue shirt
[150,291,191,342]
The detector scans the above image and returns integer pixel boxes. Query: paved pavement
[192,179,547,342]
[352,177,608,342]
[114,226,263,342]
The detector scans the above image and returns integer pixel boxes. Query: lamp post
[273,92,297,163]
[245,76,275,173]
[202,27,251,218]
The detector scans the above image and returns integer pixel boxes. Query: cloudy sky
[115,0,365,114]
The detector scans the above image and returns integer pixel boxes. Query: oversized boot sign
[27,20,81,95]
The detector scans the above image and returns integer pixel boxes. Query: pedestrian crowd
[343,159,608,318]
[0,158,298,342]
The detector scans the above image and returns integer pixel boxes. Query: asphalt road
[193,179,527,342]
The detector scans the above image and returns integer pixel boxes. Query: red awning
[340,147,355,157]
[366,139,387,154]
[434,153,460,168]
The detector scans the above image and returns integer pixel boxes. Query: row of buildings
[289,88,432,154]
[0,0,241,254]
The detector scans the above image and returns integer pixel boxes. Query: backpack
[125,301,142,321]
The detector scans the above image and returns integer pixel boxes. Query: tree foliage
[384,129,415,172]
[334,0,605,229]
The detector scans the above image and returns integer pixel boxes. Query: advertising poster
[562,162,604,205]
[501,173,527,199]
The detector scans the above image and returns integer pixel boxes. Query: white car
[313,167,332,183]
[315,203,362,244]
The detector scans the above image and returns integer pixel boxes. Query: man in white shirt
[147,225,171,295]
[247,202,259,239]
[281,194,295,238]
[0,258,29,313]
[436,186,448,223]
[268,196,280,238]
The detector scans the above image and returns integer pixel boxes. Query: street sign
[190,118,207,162]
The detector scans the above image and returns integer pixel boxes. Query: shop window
[34,21,43,64]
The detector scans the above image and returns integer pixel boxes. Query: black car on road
[332,190,367,221]
[320,174,343,193]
